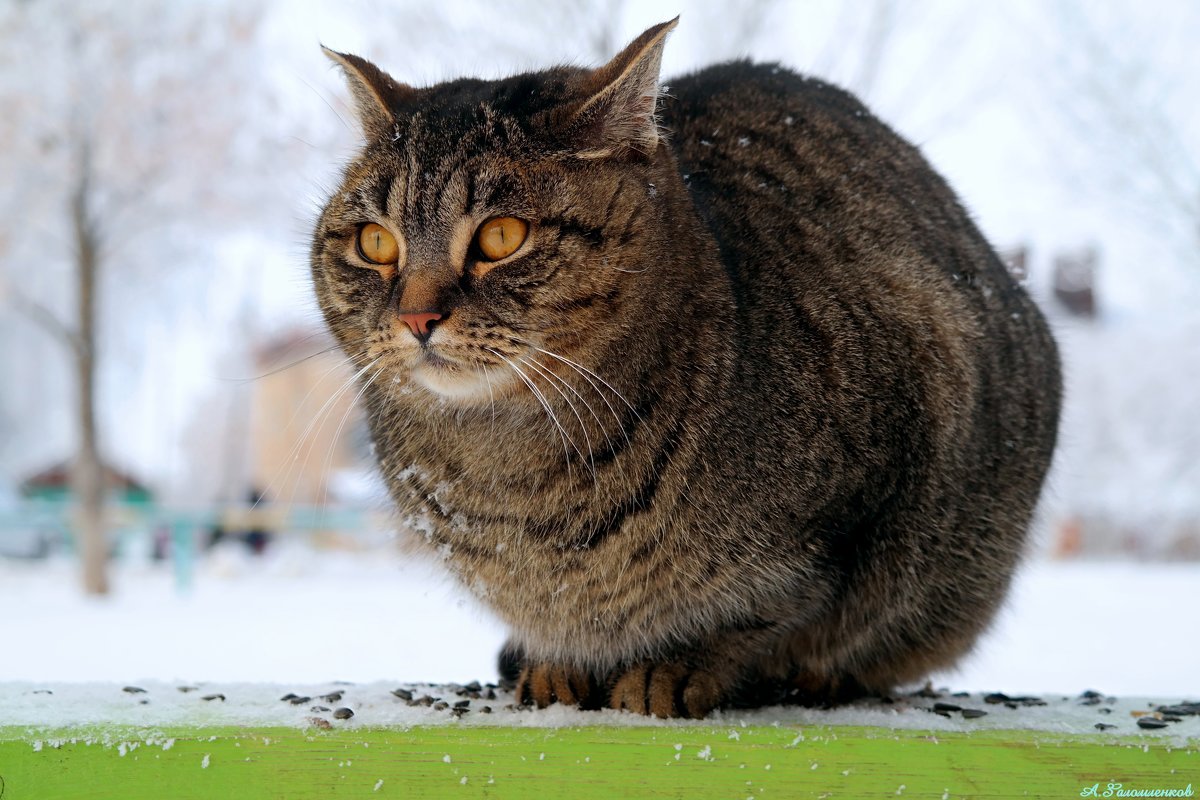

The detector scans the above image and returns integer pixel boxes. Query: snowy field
[0,544,1195,702]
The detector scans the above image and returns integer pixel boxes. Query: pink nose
[397,311,442,338]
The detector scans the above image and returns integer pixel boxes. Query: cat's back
[660,60,984,286]
[663,60,872,146]
[661,61,895,198]
[659,60,1059,517]
[661,60,1056,373]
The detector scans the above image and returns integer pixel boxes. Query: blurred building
[1052,247,1099,320]
[20,461,153,506]
[1006,242,1200,560]
[4,461,155,559]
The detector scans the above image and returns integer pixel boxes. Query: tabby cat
[312,18,1060,718]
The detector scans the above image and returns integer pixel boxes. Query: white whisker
[482,364,498,433]
[320,364,385,512]
[259,355,379,511]
[487,347,577,472]
[521,356,596,479]
[531,345,641,419]
[291,357,381,511]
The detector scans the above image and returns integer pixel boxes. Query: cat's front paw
[608,662,724,719]
[514,662,597,709]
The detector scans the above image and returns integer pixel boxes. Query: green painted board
[1,724,1196,799]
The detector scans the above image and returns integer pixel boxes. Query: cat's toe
[680,671,723,718]
[609,662,722,719]
[786,668,867,707]
[514,663,594,709]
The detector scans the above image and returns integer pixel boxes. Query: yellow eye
[358,223,400,265]
[476,217,528,262]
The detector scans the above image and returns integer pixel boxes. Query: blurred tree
[1038,0,1200,267]
[0,1,269,594]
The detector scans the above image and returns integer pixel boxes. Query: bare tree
[0,2,269,594]
[1035,0,1200,266]
[70,140,107,593]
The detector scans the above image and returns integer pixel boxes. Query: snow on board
[2,680,1197,743]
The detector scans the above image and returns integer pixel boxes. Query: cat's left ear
[566,17,679,159]
[323,46,415,141]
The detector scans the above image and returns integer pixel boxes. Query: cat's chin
[410,359,504,403]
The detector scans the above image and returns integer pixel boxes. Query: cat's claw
[609,662,723,719]
[514,663,595,709]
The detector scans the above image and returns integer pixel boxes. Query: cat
[311,18,1061,718]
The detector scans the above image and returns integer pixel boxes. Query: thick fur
[312,25,1060,718]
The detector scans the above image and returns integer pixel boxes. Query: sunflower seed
[1157,703,1200,716]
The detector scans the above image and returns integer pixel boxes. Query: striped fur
[311,22,1060,718]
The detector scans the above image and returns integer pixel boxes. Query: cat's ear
[567,17,679,159]
[323,46,414,141]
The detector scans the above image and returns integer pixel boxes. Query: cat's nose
[397,311,443,344]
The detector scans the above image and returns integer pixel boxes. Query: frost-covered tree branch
[0,0,273,595]
[1036,0,1200,264]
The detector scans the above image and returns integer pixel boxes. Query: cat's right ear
[564,17,679,159]
[322,46,414,141]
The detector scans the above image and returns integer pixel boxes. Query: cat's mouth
[419,350,459,371]
[408,347,510,401]
[411,347,466,384]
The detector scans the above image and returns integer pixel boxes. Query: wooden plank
[1,724,1195,799]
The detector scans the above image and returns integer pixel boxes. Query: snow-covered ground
[0,544,1195,699]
